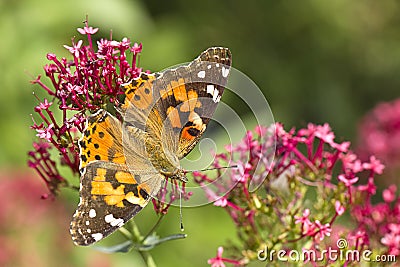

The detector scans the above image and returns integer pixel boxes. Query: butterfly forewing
[150,47,232,159]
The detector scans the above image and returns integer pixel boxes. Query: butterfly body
[70,47,232,246]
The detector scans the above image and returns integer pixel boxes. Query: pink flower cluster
[358,99,400,177]
[353,183,400,256]
[200,123,398,266]
[152,179,193,215]
[28,21,143,197]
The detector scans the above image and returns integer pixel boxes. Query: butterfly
[70,47,232,246]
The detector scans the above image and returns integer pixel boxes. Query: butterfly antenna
[179,182,184,232]
[189,165,238,173]
[178,165,237,231]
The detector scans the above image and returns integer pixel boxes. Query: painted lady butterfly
[70,47,232,246]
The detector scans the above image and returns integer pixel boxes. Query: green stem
[118,226,133,240]
[139,250,157,267]
[125,220,157,267]
[142,214,166,242]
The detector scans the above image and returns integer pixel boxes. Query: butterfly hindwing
[70,161,161,246]
[72,110,162,246]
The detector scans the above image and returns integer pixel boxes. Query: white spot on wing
[206,84,221,103]
[111,218,124,227]
[85,220,89,225]
[87,229,91,233]
[197,70,206,79]
[105,214,124,227]
[104,214,113,223]
[222,66,230,78]
[92,233,103,241]
[207,84,215,95]
[207,65,211,69]
[89,209,96,218]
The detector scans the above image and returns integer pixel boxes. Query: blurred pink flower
[0,170,115,266]
[358,99,400,185]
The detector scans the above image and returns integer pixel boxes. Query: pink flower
[357,177,377,195]
[208,247,226,267]
[295,209,317,235]
[314,220,332,241]
[388,223,400,234]
[63,40,83,58]
[335,201,345,216]
[314,123,335,145]
[130,42,143,54]
[214,197,228,207]
[35,124,54,142]
[340,152,364,174]
[77,26,98,35]
[295,209,310,224]
[207,247,241,267]
[333,141,350,152]
[348,230,369,248]
[232,162,252,183]
[381,225,400,256]
[362,156,385,175]
[34,98,52,112]
[383,185,397,203]
[338,174,359,187]
[357,98,400,184]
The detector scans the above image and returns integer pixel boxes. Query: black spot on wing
[187,127,200,137]
[139,188,150,200]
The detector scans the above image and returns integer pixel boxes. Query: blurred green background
[1,0,400,266]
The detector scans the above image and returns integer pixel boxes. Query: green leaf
[140,233,187,251]
[94,240,133,253]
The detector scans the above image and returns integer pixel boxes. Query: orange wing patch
[122,73,156,110]
[161,78,202,112]
[90,168,148,208]
[115,171,137,184]
[79,110,126,172]
[179,89,202,112]
[167,106,182,128]
[79,112,125,169]
[124,184,149,207]
[180,112,206,142]
[160,78,185,99]
[172,78,187,101]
